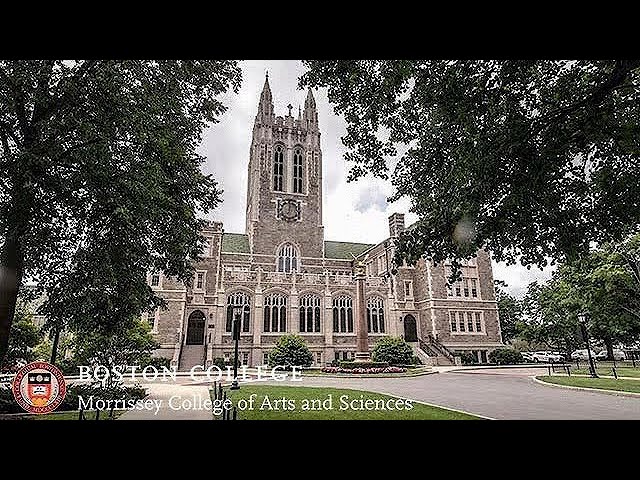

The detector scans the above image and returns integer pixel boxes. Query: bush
[412,355,423,365]
[143,356,172,370]
[212,357,226,370]
[459,352,478,365]
[371,336,414,365]
[322,366,406,374]
[339,361,388,369]
[488,348,523,365]
[267,334,314,368]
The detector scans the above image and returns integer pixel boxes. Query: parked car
[595,349,627,361]
[520,351,535,362]
[532,351,564,363]
[570,349,599,361]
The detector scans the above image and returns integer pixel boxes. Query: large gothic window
[299,294,321,333]
[277,243,298,273]
[273,145,284,191]
[332,295,354,333]
[293,148,303,193]
[264,294,287,332]
[226,292,251,333]
[366,297,385,333]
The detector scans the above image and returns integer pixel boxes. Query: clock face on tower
[278,199,300,222]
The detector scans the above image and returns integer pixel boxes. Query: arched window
[226,292,251,333]
[273,145,284,191]
[293,148,303,193]
[264,294,287,332]
[367,297,385,333]
[299,295,321,333]
[277,243,298,273]
[332,295,354,333]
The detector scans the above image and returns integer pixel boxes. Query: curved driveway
[292,370,640,420]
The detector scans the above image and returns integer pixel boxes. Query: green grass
[568,363,640,378]
[29,410,126,420]
[539,376,640,394]
[213,385,480,420]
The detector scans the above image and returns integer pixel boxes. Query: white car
[570,349,599,361]
[532,351,564,363]
[520,352,535,362]
[595,349,627,361]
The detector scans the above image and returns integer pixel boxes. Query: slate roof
[221,233,250,254]
[324,240,374,260]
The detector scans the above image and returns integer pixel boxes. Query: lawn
[539,376,640,394]
[213,385,480,420]
[568,363,640,378]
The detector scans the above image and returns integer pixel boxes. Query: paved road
[288,371,640,420]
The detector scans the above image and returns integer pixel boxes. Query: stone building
[150,75,503,370]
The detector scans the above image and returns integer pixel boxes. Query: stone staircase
[416,335,457,366]
[178,344,205,372]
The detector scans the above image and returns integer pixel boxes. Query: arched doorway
[186,310,205,345]
[403,314,418,342]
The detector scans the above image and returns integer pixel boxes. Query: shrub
[371,336,414,365]
[143,356,172,370]
[459,352,478,365]
[488,348,523,365]
[339,361,388,369]
[267,334,313,368]
[212,357,226,370]
[322,366,406,374]
[412,355,423,365]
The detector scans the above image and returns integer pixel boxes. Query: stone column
[354,261,371,362]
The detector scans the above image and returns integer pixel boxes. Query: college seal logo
[12,361,67,414]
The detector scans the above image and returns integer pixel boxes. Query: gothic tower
[245,74,325,261]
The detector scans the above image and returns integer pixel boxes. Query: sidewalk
[119,383,213,420]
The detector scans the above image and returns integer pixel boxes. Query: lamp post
[230,306,242,390]
[578,312,598,378]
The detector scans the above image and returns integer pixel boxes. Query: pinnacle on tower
[257,72,273,117]
[303,88,318,127]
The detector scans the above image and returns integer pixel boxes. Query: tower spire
[303,88,318,128]
[257,71,273,120]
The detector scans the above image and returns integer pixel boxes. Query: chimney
[388,213,405,238]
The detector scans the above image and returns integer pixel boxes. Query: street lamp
[230,306,243,390]
[578,312,598,378]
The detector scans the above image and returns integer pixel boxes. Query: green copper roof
[222,233,250,254]
[324,241,374,260]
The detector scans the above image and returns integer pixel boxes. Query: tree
[300,61,640,272]
[371,336,414,365]
[494,280,522,343]
[267,334,314,369]
[0,60,242,364]
[0,302,41,372]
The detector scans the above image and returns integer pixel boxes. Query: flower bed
[321,366,406,374]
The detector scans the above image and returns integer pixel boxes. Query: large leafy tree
[0,302,41,372]
[300,61,640,271]
[494,280,522,343]
[0,60,242,364]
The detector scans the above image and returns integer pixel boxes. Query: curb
[302,369,437,379]
[532,376,640,398]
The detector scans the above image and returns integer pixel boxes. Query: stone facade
[152,76,503,369]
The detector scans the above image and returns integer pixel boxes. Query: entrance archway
[186,310,206,345]
[403,314,418,342]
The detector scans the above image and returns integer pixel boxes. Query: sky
[197,60,553,298]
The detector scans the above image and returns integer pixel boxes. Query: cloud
[353,186,388,213]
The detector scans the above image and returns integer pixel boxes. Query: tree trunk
[50,324,61,365]
[0,234,24,367]
[605,338,614,361]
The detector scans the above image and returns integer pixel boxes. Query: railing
[418,339,438,357]
[426,334,456,363]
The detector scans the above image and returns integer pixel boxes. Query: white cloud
[197,60,552,297]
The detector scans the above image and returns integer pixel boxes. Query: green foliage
[64,318,160,380]
[494,280,522,343]
[0,60,242,365]
[0,303,41,372]
[371,336,414,365]
[267,334,314,369]
[459,352,478,365]
[143,356,172,370]
[338,361,389,369]
[212,357,226,370]
[301,61,640,273]
[489,348,523,365]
